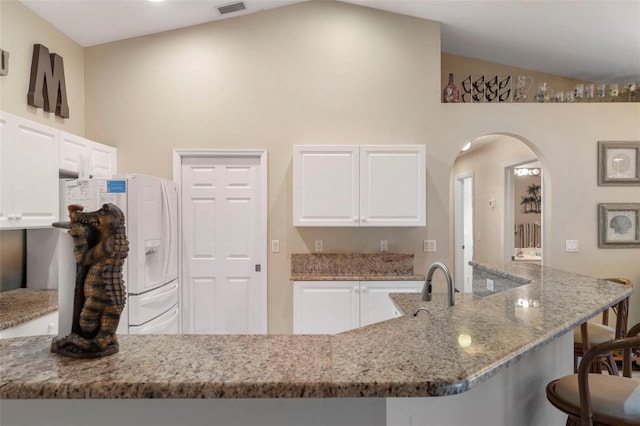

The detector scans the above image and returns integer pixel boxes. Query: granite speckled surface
[0,289,58,331]
[290,253,424,281]
[0,262,632,399]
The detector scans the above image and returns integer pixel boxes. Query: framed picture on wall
[597,141,640,186]
[598,203,640,248]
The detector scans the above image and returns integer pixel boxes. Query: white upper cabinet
[359,145,426,227]
[59,131,117,178]
[293,144,425,227]
[0,112,59,229]
[293,145,359,226]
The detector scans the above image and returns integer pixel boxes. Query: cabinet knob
[361,216,366,222]
[353,217,358,222]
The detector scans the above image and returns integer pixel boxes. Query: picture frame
[597,141,640,186]
[598,203,640,248]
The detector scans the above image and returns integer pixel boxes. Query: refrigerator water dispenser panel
[144,239,163,291]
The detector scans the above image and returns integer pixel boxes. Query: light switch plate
[424,240,436,252]
[487,278,495,292]
[271,240,280,253]
[565,240,578,252]
[314,240,323,252]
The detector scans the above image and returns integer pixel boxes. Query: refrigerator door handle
[161,181,172,284]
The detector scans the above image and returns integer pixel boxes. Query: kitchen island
[0,262,632,426]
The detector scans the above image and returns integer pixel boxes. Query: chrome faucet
[421,262,455,307]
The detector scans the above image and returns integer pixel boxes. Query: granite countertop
[0,261,632,399]
[0,288,58,331]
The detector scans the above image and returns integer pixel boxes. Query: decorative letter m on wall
[27,44,70,118]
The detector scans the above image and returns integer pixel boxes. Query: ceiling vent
[217,2,246,15]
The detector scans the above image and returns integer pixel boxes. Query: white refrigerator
[60,175,179,335]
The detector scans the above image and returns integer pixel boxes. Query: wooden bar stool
[547,321,640,426]
[573,278,633,376]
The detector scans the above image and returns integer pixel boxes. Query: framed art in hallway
[598,141,640,186]
[598,203,640,248]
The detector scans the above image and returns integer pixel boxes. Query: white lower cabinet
[0,311,58,339]
[293,281,423,334]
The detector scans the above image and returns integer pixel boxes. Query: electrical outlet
[380,240,388,253]
[423,240,436,252]
[271,240,280,253]
[565,240,579,252]
[487,278,495,292]
[314,240,323,252]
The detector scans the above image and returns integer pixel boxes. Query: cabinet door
[59,131,89,176]
[360,145,426,226]
[293,281,359,334]
[293,145,359,226]
[0,113,59,228]
[0,311,58,339]
[59,131,117,178]
[360,281,423,327]
[89,142,117,177]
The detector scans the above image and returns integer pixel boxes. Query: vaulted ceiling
[20,0,640,84]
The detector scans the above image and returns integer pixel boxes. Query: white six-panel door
[180,154,264,334]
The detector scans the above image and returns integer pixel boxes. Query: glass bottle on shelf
[443,73,460,103]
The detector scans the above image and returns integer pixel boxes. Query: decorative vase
[442,73,459,103]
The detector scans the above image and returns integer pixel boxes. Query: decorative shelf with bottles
[442,73,639,104]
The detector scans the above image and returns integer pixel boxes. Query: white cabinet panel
[0,311,58,339]
[293,145,425,227]
[360,281,423,327]
[90,142,117,177]
[59,132,86,174]
[293,145,359,227]
[0,112,59,229]
[59,131,116,178]
[293,281,359,334]
[293,281,423,334]
[360,146,425,227]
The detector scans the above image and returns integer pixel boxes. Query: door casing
[173,149,268,334]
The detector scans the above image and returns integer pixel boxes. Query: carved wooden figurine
[51,203,129,358]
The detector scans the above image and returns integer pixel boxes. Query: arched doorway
[451,134,547,291]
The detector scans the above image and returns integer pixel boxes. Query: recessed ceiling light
[461,142,472,152]
[148,0,163,2]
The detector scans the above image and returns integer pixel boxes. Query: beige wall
[5,0,639,332]
[84,1,443,333]
[84,0,639,333]
[0,0,85,134]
